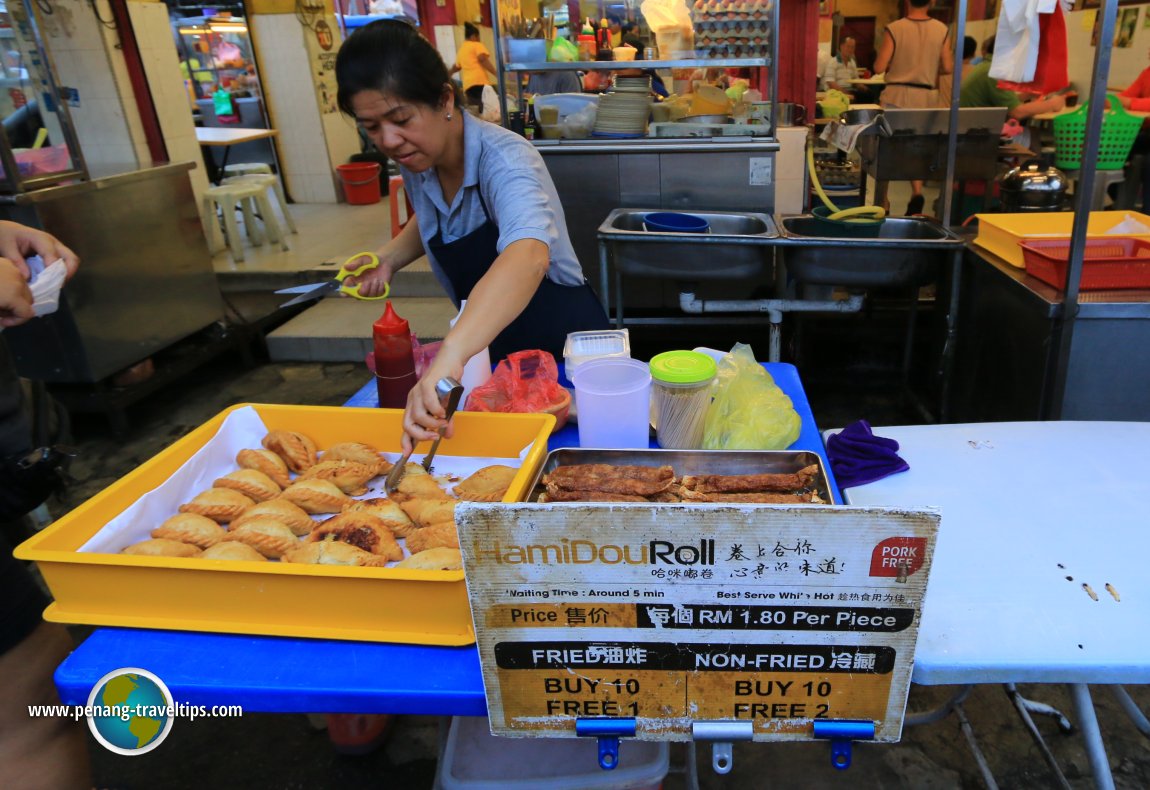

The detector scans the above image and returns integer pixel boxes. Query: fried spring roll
[681,464,819,493]
[542,464,675,496]
[539,489,650,503]
[678,489,823,504]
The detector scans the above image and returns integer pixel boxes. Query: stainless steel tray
[527,448,832,504]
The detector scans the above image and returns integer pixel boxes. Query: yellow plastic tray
[15,404,555,646]
[974,211,1150,268]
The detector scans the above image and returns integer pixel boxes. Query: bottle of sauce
[596,18,613,61]
[524,100,538,140]
[578,18,597,60]
[373,301,418,409]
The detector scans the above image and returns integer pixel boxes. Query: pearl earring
[445,112,453,120]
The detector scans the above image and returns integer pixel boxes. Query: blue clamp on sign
[812,719,876,770]
[575,717,637,770]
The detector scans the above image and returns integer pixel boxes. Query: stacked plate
[592,76,652,137]
[613,75,651,94]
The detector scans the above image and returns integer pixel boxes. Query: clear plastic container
[563,329,630,375]
[649,350,716,449]
[571,357,651,448]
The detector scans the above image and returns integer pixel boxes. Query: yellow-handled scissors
[275,252,390,307]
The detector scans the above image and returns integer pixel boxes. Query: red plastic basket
[1019,237,1150,290]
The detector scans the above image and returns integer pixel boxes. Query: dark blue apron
[427,188,609,362]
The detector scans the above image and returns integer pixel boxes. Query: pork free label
[457,503,939,742]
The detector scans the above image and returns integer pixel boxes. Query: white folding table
[829,421,1150,789]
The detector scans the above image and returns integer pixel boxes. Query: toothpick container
[649,351,716,449]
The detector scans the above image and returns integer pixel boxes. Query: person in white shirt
[816,47,832,91]
[821,36,859,94]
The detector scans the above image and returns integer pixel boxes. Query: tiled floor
[209,201,419,276]
[215,200,457,362]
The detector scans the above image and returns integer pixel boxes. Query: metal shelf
[503,57,770,72]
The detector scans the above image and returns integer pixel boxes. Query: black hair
[464,22,480,39]
[908,0,931,7]
[963,35,976,60]
[622,34,647,55]
[984,35,996,56]
[336,18,460,116]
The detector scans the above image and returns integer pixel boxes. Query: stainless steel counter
[3,161,225,383]
[953,242,1150,421]
[540,138,780,314]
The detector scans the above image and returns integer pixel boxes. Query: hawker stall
[12,0,1150,787]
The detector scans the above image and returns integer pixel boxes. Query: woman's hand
[401,343,467,454]
[341,252,393,298]
[0,259,34,328]
[0,221,79,279]
[1119,95,1134,109]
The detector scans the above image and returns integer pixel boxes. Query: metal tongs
[383,377,463,493]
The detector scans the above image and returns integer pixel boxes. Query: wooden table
[195,127,278,182]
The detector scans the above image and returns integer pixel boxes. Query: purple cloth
[826,420,909,489]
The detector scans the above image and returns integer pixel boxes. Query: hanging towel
[825,420,910,490]
[996,1,1069,95]
[990,0,1058,84]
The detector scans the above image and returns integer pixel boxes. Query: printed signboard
[458,503,938,742]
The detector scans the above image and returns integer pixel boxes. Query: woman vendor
[335,20,610,451]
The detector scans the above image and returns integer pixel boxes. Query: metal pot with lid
[999,158,1069,212]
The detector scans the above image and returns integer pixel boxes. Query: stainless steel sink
[597,209,777,280]
[777,215,963,288]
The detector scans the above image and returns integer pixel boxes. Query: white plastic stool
[1064,168,1125,211]
[223,172,297,235]
[222,163,273,177]
[202,182,271,263]
[220,175,291,252]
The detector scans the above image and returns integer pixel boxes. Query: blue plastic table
[54,363,834,712]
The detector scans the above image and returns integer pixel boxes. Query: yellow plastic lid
[649,350,717,384]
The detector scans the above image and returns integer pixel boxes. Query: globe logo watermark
[85,668,175,755]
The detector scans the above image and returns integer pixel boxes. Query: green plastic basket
[1052,94,1142,171]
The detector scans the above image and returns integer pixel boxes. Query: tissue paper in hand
[26,255,67,317]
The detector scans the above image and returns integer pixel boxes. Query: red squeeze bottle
[373,301,418,409]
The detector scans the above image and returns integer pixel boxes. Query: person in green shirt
[959,36,1064,121]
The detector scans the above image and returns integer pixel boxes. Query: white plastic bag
[640,0,694,56]
[479,85,502,123]
[561,104,597,139]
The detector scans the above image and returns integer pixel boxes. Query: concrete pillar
[248,0,360,203]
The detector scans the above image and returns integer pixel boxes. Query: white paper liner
[80,405,533,561]
[1103,215,1150,236]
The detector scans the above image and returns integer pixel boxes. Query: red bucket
[337,161,382,205]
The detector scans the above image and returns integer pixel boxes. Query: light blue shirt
[402,112,585,303]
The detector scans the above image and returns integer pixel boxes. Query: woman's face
[351,89,451,172]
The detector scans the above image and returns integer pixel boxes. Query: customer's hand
[0,259,34,328]
[1118,95,1134,109]
[0,221,79,279]
[340,252,393,298]
[1048,94,1066,113]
